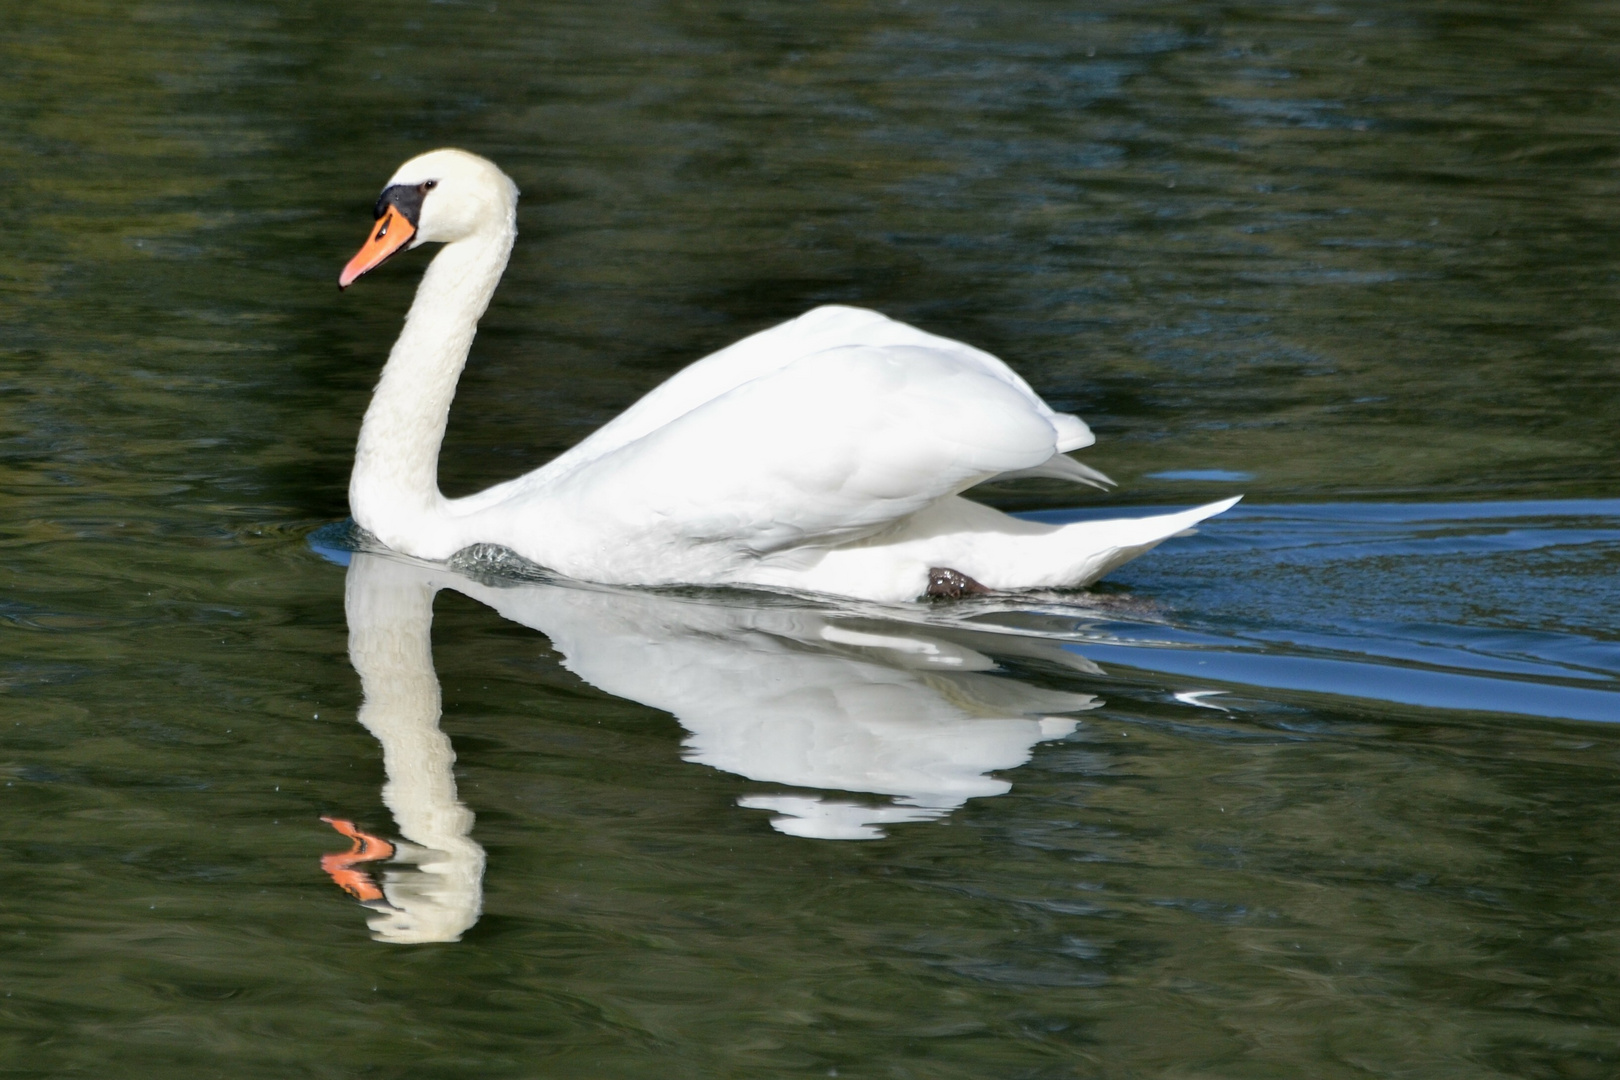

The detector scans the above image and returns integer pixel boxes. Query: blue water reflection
[1146,469,1255,482]
[1003,498,1620,722]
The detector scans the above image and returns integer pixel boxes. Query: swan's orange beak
[339,206,416,290]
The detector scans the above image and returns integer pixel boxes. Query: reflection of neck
[345,555,485,943]
[349,218,514,552]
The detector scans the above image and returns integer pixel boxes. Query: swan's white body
[345,150,1238,602]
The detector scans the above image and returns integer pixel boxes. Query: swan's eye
[422,180,437,191]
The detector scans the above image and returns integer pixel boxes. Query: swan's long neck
[350,214,515,553]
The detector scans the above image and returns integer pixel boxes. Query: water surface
[2,1,1619,1076]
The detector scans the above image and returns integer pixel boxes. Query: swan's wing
[532,344,1066,563]
[531,306,1094,487]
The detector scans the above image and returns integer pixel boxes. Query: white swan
[339,148,1239,602]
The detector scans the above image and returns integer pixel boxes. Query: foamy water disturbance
[3,0,1619,1075]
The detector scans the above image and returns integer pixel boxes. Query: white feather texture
[345,149,1239,602]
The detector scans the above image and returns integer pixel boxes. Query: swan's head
[339,148,518,289]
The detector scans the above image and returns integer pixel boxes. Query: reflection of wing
[470,577,1100,840]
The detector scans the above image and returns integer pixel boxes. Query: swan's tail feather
[991,452,1115,490]
[1055,496,1241,587]
[1050,413,1096,453]
[761,495,1242,601]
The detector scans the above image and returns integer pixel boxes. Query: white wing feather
[524,343,1063,571]
[532,305,1093,484]
[435,304,1202,596]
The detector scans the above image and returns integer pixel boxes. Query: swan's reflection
[332,554,485,944]
[329,550,1100,940]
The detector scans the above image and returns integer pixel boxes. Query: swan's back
[531,305,1094,487]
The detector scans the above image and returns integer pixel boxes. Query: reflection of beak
[338,206,416,289]
[319,815,397,903]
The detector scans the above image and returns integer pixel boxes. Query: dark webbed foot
[925,567,992,599]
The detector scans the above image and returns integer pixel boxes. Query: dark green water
[3,1,1619,1076]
